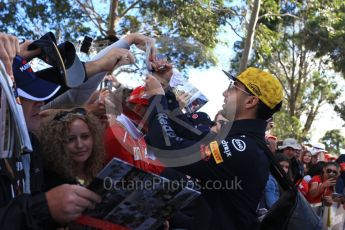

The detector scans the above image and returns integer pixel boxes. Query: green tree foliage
[334,102,345,122]
[0,0,234,69]
[231,0,342,141]
[304,1,345,75]
[272,111,304,140]
[134,0,233,68]
[320,129,345,156]
[0,0,91,40]
[90,0,234,68]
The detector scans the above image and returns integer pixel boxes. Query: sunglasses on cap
[53,107,87,121]
[326,169,338,175]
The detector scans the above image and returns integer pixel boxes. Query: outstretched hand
[0,33,20,77]
[124,33,156,61]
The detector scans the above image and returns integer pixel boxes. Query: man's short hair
[256,100,282,120]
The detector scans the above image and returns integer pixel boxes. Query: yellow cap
[226,67,283,109]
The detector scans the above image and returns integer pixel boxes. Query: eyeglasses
[53,107,87,121]
[228,79,253,96]
[326,169,338,175]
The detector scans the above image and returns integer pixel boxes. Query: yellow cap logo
[237,67,283,109]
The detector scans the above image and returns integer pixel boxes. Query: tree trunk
[302,100,322,136]
[108,0,119,36]
[238,0,261,73]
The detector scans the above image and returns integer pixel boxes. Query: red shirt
[298,179,309,198]
[104,122,165,175]
[306,175,333,204]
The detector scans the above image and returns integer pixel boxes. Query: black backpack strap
[255,139,297,193]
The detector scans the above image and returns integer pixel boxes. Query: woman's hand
[321,178,337,189]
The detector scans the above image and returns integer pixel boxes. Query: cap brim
[18,78,61,101]
[35,55,85,89]
[222,70,235,80]
[65,55,85,88]
[278,145,301,151]
[57,41,86,88]
[35,67,65,85]
[28,38,67,82]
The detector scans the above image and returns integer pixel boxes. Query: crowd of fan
[0,30,344,230]
[260,136,345,212]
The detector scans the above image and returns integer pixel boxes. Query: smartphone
[80,36,93,54]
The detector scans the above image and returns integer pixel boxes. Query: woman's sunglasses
[53,107,87,121]
[326,169,338,175]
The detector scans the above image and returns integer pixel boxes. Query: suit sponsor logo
[231,139,246,152]
[221,140,232,157]
[157,113,176,138]
[210,141,223,164]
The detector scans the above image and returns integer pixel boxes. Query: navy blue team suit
[145,95,270,230]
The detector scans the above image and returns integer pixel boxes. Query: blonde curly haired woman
[40,108,105,190]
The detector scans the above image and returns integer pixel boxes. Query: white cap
[310,143,327,155]
[278,138,302,150]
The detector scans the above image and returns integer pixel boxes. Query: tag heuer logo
[248,83,262,96]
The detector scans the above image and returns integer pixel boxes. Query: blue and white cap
[12,56,61,101]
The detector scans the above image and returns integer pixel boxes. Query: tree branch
[294,48,306,110]
[213,7,245,17]
[277,51,290,82]
[226,22,245,39]
[271,67,289,99]
[75,0,107,36]
[120,0,142,18]
[108,0,119,36]
[258,13,301,20]
[238,0,261,72]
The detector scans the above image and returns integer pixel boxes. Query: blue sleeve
[264,175,279,209]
